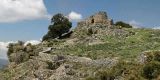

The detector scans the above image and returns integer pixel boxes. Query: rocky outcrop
[3,51,118,80]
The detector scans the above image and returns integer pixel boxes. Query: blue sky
[0,0,160,41]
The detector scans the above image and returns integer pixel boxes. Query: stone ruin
[72,11,119,39]
[77,11,113,27]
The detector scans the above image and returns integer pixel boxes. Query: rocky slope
[0,12,160,80]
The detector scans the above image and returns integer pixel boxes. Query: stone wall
[77,11,112,27]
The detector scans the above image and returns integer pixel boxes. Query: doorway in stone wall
[91,19,94,24]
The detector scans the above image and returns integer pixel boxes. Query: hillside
[0,12,160,80]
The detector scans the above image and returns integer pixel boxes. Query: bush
[7,41,24,56]
[43,13,72,41]
[115,21,132,28]
[9,52,29,64]
[143,51,160,63]
[97,70,116,80]
[7,43,14,56]
[85,77,96,80]
[87,28,94,36]
[7,41,31,64]
[153,51,160,61]
[142,61,160,79]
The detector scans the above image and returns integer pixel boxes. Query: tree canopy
[43,13,72,41]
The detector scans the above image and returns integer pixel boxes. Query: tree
[43,13,72,41]
[115,21,132,28]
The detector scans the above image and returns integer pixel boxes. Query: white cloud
[0,50,8,60]
[0,41,16,60]
[0,0,49,23]
[0,41,16,50]
[153,26,160,29]
[129,20,142,28]
[0,42,8,51]
[68,11,82,21]
[24,40,40,46]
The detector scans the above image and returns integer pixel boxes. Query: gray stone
[42,47,53,53]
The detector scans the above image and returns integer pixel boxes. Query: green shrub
[142,61,160,79]
[7,41,32,64]
[7,41,24,58]
[7,43,14,56]
[153,51,160,61]
[143,51,160,63]
[115,21,132,28]
[9,52,29,64]
[87,28,94,36]
[145,51,154,62]
[85,77,96,80]
[46,61,55,70]
[97,70,116,80]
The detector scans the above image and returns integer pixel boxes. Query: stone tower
[77,11,112,27]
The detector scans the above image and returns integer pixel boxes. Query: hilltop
[0,11,160,80]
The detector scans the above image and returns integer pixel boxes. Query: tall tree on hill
[43,13,72,41]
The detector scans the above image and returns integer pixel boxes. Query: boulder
[48,64,75,80]
[34,69,53,80]
[41,47,53,53]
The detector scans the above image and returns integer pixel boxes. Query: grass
[50,28,160,60]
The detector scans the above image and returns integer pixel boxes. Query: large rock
[48,64,75,80]
[34,69,53,80]
[65,55,118,67]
